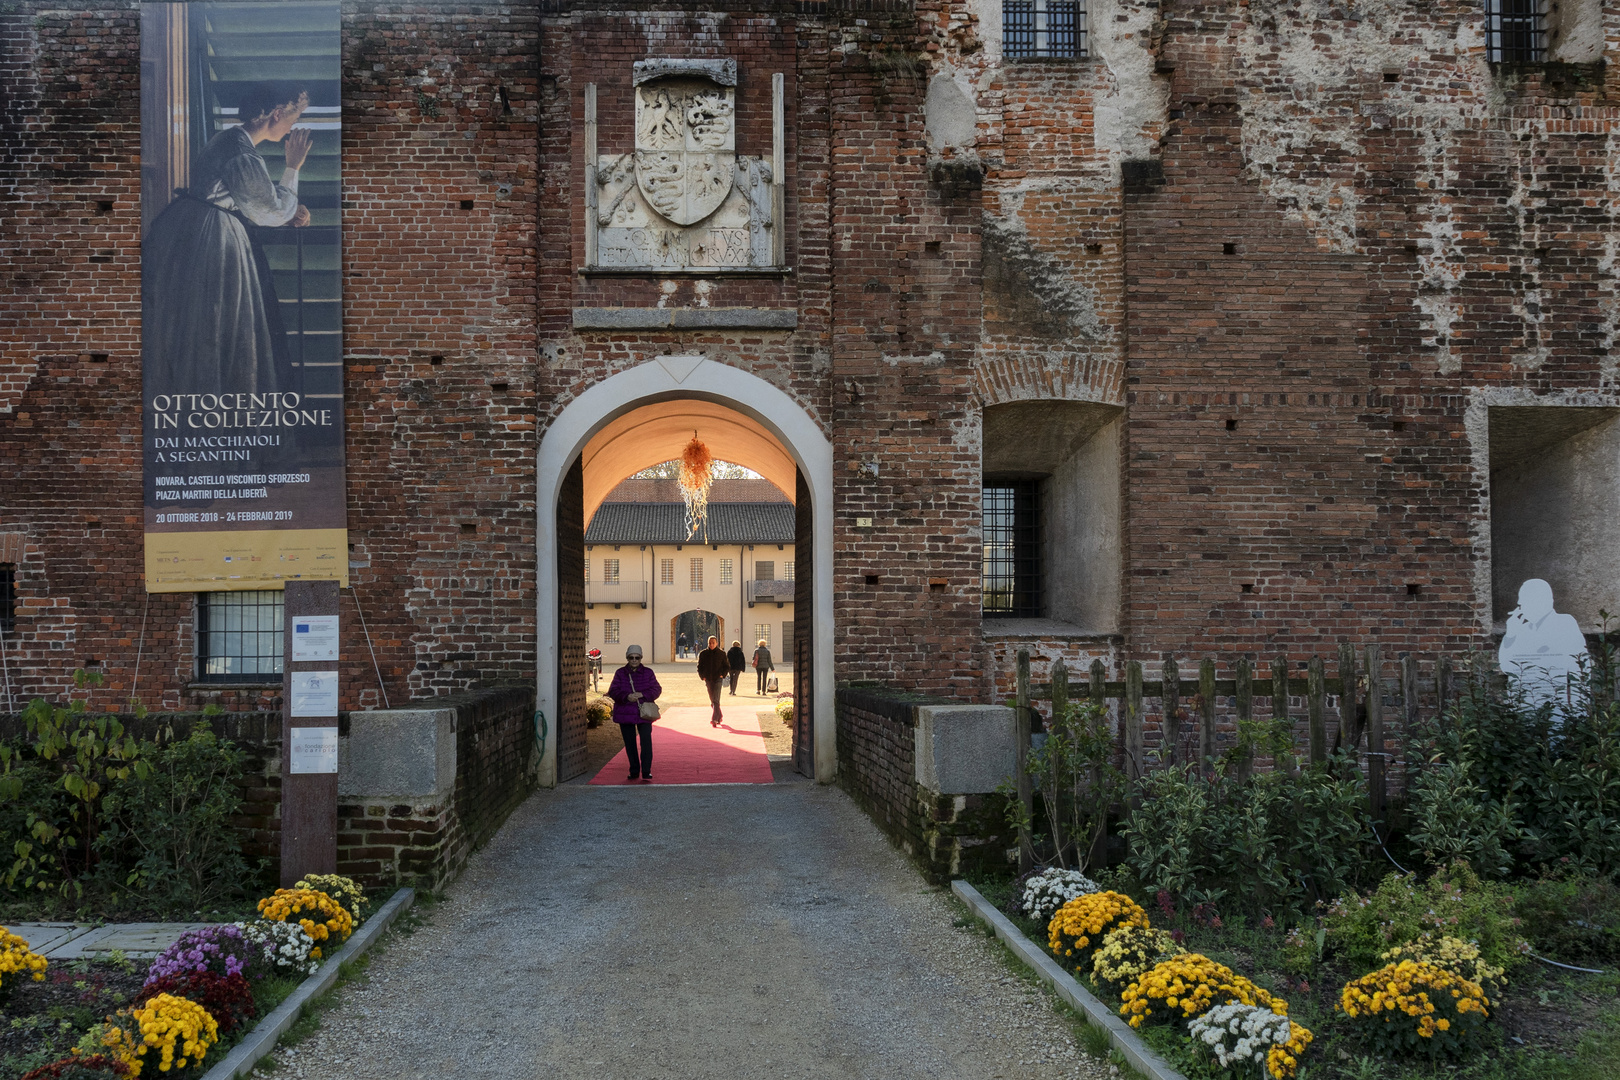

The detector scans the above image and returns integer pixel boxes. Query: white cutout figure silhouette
[1499,578,1589,711]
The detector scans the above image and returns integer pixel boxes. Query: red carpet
[589,705,774,785]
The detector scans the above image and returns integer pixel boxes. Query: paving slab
[4,922,97,955]
[6,921,214,960]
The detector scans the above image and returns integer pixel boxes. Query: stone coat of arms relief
[585,59,784,271]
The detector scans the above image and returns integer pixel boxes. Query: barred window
[781,620,794,655]
[720,558,733,586]
[755,623,771,646]
[660,558,674,585]
[1485,0,1546,63]
[983,482,1044,618]
[689,557,703,592]
[197,590,284,682]
[755,560,775,581]
[602,558,620,585]
[1003,0,1086,59]
[783,561,795,582]
[603,618,620,645]
[0,564,15,635]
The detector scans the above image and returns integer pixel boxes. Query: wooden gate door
[557,457,589,781]
[792,468,814,777]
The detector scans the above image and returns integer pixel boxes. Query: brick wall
[3,685,534,889]
[835,684,1011,878]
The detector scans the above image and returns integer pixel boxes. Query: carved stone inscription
[590,63,778,271]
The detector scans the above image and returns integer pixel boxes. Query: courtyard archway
[536,356,834,786]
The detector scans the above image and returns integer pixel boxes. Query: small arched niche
[982,400,1123,633]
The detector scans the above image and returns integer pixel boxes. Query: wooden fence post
[1051,658,1069,867]
[1308,655,1326,766]
[1126,660,1145,788]
[1337,641,1359,752]
[1199,658,1216,771]
[1163,657,1181,767]
[1234,658,1254,783]
[1089,658,1107,869]
[1365,644,1385,820]
[1015,648,1034,874]
[1435,655,1452,727]
[1272,654,1294,774]
[1401,654,1420,756]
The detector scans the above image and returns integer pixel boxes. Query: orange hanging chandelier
[677,432,714,541]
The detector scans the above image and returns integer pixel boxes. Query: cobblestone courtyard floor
[267,781,1114,1080]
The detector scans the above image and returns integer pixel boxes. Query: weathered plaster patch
[925,68,979,152]
[1089,0,1169,160]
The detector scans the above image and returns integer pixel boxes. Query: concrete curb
[950,880,1187,1080]
[200,887,416,1080]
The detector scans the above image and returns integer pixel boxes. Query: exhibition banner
[141,1,345,591]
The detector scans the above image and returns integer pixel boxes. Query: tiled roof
[584,502,796,544]
[599,477,790,503]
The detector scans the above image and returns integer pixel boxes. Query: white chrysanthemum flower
[1189,1003,1293,1069]
[1020,868,1101,924]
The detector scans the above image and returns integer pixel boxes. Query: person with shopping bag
[607,644,661,782]
[752,639,773,695]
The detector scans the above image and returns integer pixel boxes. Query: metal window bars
[1485,0,1546,63]
[197,589,284,682]
[0,565,14,635]
[1003,0,1086,60]
[982,482,1045,618]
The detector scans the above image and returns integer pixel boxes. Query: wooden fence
[1011,645,1479,824]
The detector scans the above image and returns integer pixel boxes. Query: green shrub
[0,757,74,893]
[1323,863,1528,975]
[97,722,254,912]
[586,697,612,729]
[1514,869,1620,965]
[1121,760,1371,918]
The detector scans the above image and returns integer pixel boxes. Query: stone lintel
[633,57,737,86]
[572,307,798,331]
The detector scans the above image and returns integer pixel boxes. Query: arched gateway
[536,356,834,786]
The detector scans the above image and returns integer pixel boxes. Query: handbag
[638,700,661,720]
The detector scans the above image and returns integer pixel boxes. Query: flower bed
[1,877,374,1078]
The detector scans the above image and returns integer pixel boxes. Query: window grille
[689,558,703,592]
[720,558,733,586]
[604,618,620,645]
[602,558,620,585]
[660,558,674,585]
[755,623,771,646]
[783,561,795,582]
[982,482,1044,618]
[1485,0,1546,62]
[781,620,794,655]
[0,564,15,635]
[1003,0,1086,59]
[197,590,284,682]
[584,558,590,583]
[755,561,775,581]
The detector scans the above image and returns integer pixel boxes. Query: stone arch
[537,356,834,784]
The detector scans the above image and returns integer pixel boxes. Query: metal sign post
[281,579,340,886]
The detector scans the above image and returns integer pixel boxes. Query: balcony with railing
[747,579,796,606]
[586,580,648,607]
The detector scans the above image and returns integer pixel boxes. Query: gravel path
[267,781,1116,1080]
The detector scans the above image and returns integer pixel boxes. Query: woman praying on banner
[143,82,313,399]
[607,645,662,782]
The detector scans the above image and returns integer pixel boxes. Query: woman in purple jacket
[607,644,662,781]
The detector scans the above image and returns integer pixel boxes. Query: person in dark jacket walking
[606,645,661,781]
[752,639,773,695]
[726,640,747,695]
[696,635,728,727]
[676,631,689,660]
